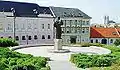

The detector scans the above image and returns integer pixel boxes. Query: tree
[114,39,120,46]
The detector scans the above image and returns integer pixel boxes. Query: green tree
[114,39,120,46]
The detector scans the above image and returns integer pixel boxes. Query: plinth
[49,39,70,53]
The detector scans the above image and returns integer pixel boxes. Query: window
[86,28,89,33]
[34,23,37,29]
[22,36,26,40]
[22,24,25,30]
[82,28,85,33]
[7,24,12,30]
[48,24,50,29]
[96,39,98,43]
[86,21,89,25]
[110,39,113,43]
[62,31,64,33]
[79,20,82,25]
[42,35,45,39]
[28,23,32,29]
[8,36,12,38]
[91,40,93,43]
[15,36,19,41]
[82,21,85,25]
[48,35,51,39]
[75,20,77,26]
[34,35,38,40]
[28,36,32,40]
[67,31,69,33]
[42,24,44,29]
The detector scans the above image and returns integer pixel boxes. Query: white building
[90,27,120,45]
[0,1,54,45]
[0,1,91,45]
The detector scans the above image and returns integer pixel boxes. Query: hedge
[0,47,48,70]
[0,38,18,47]
[70,53,118,68]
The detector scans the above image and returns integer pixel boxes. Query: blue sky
[4,0,120,24]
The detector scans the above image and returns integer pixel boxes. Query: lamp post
[11,8,16,42]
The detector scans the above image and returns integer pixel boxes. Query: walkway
[48,61,78,70]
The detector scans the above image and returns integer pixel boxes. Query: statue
[54,17,63,39]
[49,17,70,53]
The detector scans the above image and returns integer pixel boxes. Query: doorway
[70,36,77,44]
[101,39,107,44]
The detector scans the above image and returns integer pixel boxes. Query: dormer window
[112,32,117,35]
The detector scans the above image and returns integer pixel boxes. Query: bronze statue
[54,17,63,39]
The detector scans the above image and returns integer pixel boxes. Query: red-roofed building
[90,27,120,44]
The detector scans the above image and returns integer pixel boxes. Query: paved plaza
[14,46,111,70]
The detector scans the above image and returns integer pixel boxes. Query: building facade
[0,1,91,45]
[50,7,91,44]
[90,27,120,45]
[0,1,54,45]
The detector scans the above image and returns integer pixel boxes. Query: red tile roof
[90,27,120,38]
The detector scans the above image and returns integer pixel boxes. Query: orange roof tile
[90,27,120,38]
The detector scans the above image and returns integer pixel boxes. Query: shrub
[111,60,120,70]
[114,39,120,46]
[80,43,105,47]
[90,43,105,47]
[0,47,48,70]
[70,53,118,68]
[81,43,91,47]
[0,38,18,47]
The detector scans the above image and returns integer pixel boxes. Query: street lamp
[11,8,16,42]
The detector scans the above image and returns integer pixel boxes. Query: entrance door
[101,39,107,44]
[70,36,77,44]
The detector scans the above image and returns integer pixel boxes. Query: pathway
[48,61,78,70]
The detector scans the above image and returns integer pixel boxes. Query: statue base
[48,39,70,53]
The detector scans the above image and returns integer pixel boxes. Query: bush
[111,60,120,70]
[0,38,18,47]
[0,47,48,70]
[90,43,105,47]
[70,53,118,68]
[80,43,105,47]
[114,39,120,46]
[81,43,91,47]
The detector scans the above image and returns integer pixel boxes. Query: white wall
[90,38,117,45]
[0,13,54,45]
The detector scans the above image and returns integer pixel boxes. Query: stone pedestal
[54,39,62,50]
[48,39,70,53]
